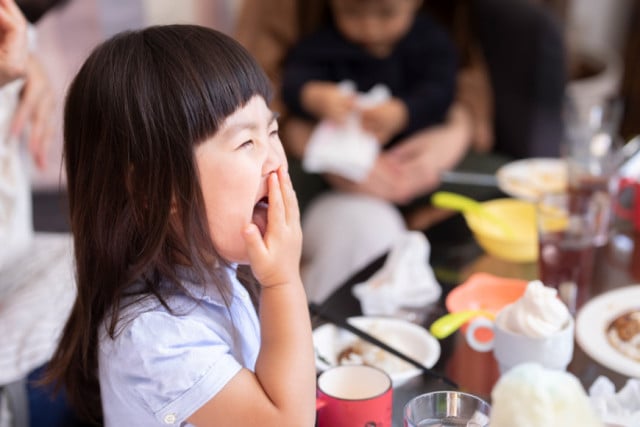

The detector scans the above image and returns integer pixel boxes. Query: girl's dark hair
[45,25,271,423]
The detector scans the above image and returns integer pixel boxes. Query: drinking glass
[563,95,623,246]
[403,391,491,427]
[537,192,600,314]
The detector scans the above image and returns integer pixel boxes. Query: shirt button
[163,413,177,424]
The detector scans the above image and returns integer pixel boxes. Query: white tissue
[351,231,441,317]
[589,376,640,427]
[302,81,390,182]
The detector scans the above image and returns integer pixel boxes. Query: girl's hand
[0,0,28,86]
[243,167,302,288]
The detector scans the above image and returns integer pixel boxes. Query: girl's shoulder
[101,265,246,342]
[97,268,254,425]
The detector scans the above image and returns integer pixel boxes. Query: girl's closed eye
[238,140,254,149]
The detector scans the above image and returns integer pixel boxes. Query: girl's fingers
[243,223,267,262]
[266,171,284,233]
[278,167,299,224]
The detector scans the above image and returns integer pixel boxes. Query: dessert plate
[496,158,567,200]
[575,285,640,378]
[313,316,440,387]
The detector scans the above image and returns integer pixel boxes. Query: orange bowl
[446,273,528,331]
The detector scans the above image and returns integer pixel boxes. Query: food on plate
[313,316,440,387]
[336,337,412,374]
[490,363,603,427]
[497,158,567,200]
[606,309,640,362]
[498,280,571,338]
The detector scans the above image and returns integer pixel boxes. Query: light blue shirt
[99,265,261,426]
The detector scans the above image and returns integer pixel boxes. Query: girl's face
[195,95,286,264]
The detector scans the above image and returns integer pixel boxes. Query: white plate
[575,286,640,378]
[496,158,567,200]
[313,316,441,387]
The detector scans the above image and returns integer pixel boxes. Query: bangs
[141,25,273,145]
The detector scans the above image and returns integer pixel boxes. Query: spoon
[429,310,495,339]
[431,191,516,238]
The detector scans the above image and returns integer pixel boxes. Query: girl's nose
[262,138,286,175]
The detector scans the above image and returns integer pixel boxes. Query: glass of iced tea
[563,96,623,246]
[537,192,599,315]
[566,164,616,246]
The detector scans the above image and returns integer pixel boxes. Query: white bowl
[313,316,441,387]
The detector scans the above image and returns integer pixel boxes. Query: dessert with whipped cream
[498,280,571,338]
[482,280,574,373]
[490,363,603,427]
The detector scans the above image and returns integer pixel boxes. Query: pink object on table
[316,365,392,427]
[446,273,528,332]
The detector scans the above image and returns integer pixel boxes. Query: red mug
[316,365,393,427]
[614,177,640,231]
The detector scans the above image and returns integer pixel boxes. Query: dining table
[311,220,640,426]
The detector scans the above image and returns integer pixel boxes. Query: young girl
[46,25,316,426]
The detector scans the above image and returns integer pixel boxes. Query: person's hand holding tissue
[300,81,356,124]
[352,231,441,324]
[360,98,408,146]
[326,105,471,204]
[303,81,391,182]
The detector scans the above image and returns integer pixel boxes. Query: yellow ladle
[429,310,495,339]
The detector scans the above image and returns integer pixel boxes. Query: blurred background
[26,0,640,192]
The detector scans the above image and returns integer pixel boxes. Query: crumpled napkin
[302,80,390,182]
[589,376,640,427]
[352,231,441,317]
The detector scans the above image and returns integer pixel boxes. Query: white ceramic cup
[465,309,575,373]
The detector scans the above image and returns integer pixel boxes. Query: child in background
[278,0,458,302]
[45,25,316,427]
[282,0,457,149]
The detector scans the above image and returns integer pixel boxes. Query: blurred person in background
[1,1,82,426]
[236,0,565,302]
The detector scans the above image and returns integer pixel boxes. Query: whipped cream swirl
[499,280,570,338]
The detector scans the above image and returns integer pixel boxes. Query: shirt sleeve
[281,28,352,119]
[107,310,243,425]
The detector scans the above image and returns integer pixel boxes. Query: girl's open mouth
[252,196,269,235]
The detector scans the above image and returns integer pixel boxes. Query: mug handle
[465,317,495,352]
[614,177,636,220]
[316,396,327,411]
